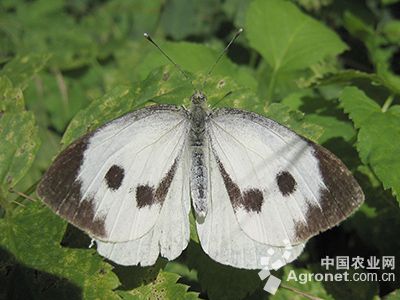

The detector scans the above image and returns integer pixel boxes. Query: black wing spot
[135,159,179,208]
[216,159,242,210]
[276,171,297,196]
[217,158,264,214]
[242,188,264,213]
[136,185,155,208]
[105,165,125,190]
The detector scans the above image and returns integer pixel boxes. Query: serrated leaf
[340,86,400,203]
[246,0,347,73]
[0,202,120,299]
[118,270,199,300]
[0,79,40,197]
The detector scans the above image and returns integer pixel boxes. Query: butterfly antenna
[144,33,190,80]
[205,28,243,78]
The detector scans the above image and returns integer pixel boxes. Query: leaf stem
[381,94,394,112]
[265,67,278,109]
[9,187,37,202]
[280,283,324,300]
[249,50,258,69]
[53,67,69,111]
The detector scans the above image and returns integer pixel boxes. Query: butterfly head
[191,91,207,105]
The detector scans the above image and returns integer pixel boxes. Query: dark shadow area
[185,240,262,300]
[61,224,92,249]
[322,137,361,168]
[111,258,166,291]
[0,247,81,300]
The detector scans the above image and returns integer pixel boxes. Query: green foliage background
[0,0,399,299]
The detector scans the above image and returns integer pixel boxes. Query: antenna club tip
[144,32,149,38]
[238,28,244,33]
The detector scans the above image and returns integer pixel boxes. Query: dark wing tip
[293,143,364,243]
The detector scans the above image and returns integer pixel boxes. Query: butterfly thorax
[189,91,208,217]
[189,91,207,147]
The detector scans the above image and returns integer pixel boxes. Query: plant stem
[9,187,37,202]
[381,94,394,112]
[280,283,324,300]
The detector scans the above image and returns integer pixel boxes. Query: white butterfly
[37,32,364,270]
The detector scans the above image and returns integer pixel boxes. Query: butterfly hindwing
[38,105,190,243]
[207,108,364,247]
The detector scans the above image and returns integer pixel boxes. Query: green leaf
[382,20,400,44]
[117,270,199,299]
[305,114,356,144]
[308,69,381,86]
[246,0,347,73]
[0,76,24,112]
[222,0,251,28]
[340,87,400,203]
[0,202,120,299]
[24,70,95,133]
[61,84,134,145]
[0,77,40,197]
[265,103,324,142]
[160,0,221,40]
[0,54,51,89]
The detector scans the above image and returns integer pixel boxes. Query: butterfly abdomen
[189,99,208,217]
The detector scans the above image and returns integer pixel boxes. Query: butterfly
[37,31,364,270]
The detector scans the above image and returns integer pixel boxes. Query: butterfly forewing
[38,105,190,243]
[206,108,364,247]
